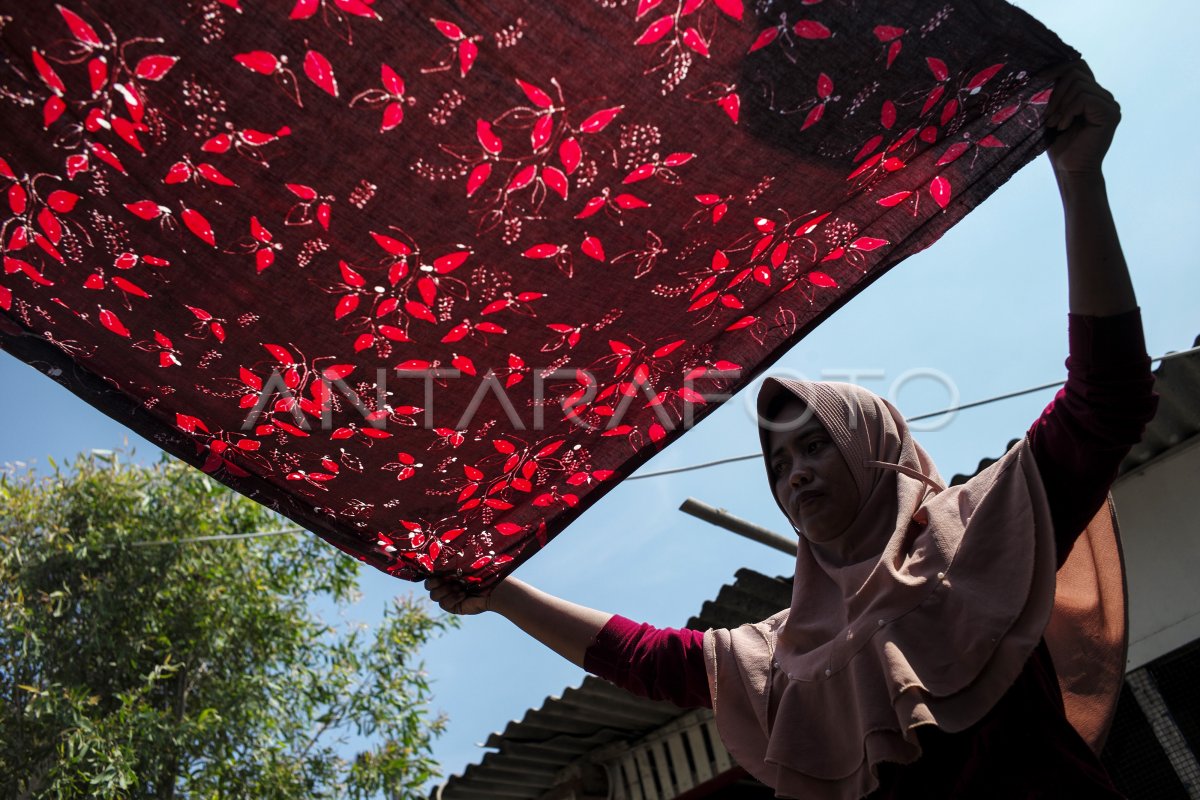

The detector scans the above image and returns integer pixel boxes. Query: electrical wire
[626,344,1199,481]
[111,343,1198,546]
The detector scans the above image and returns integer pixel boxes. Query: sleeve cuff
[583,614,640,679]
[1067,307,1150,368]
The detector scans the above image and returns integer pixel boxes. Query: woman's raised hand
[1044,60,1121,176]
[425,576,491,615]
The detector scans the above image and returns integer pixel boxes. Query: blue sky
[1,0,1197,792]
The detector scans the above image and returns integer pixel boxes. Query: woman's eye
[807,439,825,454]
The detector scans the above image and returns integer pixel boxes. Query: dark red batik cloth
[0,0,1077,586]
[583,309,1158,798]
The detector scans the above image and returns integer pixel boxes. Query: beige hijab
[703,379,1126,799]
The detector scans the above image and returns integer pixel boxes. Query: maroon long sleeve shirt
[583,309,1158,798]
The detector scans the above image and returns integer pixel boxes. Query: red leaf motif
[887,39,902,69]
[291,0,319,19]
[930,176,952,209]
[682,28,710,57]
[339,260,365,287]
[47,190,78,212]
[725,315,756,331]
[432,19,463,39]
[613,194,649,209]
[579,106,623,134]
[877,191,912,207]
[181,206,216,246]
[854,134,883,163]
[124,200,162,220]
[636,0,665,17]
[850,237,888,251]
[441,322,469,343]
[966,63,1004,92]
[58,6,101,46]
[936,141,969,166]
[335,295,359,319]
[381,63,404,95]
[748,27,779,53]
[874,25,904,42]
[235,51,278,75]
[581,235,605,261]
[922,85,945,115]
[559,137,581,173]
[98,307,131,337]
[288,183,317,200]
[940,98,959,126]
[322,365,354,381]
[713,0,743,19]
[303,50,338,97]
[816,73,833,99]
[801,103,825,131]
[636,16,674,45]
[476,119,503,154]
[978,135,1005,148]
[31,49,66,95]
[466,163,492,197]
[44,96,67,127]
[135,55,177,81]
[808,271,838,288]
[434,251,470,273]
[542,166,568,198]
[111,276,148,297]
[523,244,559,259]
[381,103,404,131]
[458,40,478,77]
[992,104,1020,124]
[164,162,191,184]
[508,165,537,192]
[405,301,437,324]
[371,231,411,255]
[517,79,553,108]
[653,339,685,357]
[197,164,236,186]
[927,57,949,82]
[793,20,831,39]
[718,94,740,123]
[531,115,553,150]
[379,325,409,341]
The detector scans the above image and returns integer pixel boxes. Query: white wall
[1113,437,1200,670]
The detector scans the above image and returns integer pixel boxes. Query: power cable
[626,344,1199,481]
[113,343,1198,545]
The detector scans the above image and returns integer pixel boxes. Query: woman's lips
[796,491,823,512]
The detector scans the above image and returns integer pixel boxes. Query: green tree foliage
[0,452,454,799]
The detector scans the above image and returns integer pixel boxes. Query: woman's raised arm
[426,576,612,668]
[1044,60,1136,317]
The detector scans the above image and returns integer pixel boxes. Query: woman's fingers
[1045,64,1116,130]
[424,575,491,615]
[1052,87,1119,131]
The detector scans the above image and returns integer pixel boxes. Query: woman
[427,61,1158,799]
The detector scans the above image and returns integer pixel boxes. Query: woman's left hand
[1043,60,1121,176]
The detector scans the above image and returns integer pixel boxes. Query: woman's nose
[789,463,814,485]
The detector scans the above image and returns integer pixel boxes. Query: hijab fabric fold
[703,378,1126,799]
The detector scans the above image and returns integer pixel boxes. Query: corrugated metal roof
[1120,336,1200,474]
[430,568,791,800]
[951,335,1200,485]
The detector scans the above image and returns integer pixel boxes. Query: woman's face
[766,396,861,545]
